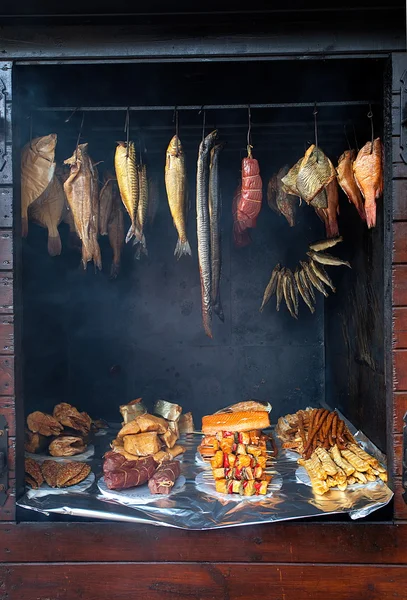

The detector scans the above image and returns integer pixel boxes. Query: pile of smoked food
[277,408,387,495]
[199,401,277,497]
[25,457,91,490]
[104,399,194,495]
[25,403,105,458]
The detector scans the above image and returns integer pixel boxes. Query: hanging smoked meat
[353,138,383,228]
[21,134,57,237]
[237,152,263,229]
[232,184,251,248]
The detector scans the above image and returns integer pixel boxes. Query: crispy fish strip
[295,268,315,314]
[286,269,299,316]
[282,270,297,319]
[260,264,281,312]
[315,447,338,476]
[276,268,285,311]
[300,261,329,298]
[346,443,386,472]
[309,237,343,252]
[300,267,316,303]
[330,445,355,476]
[341,449,370,472]
[307,250,351,269]
[309,260,336,292]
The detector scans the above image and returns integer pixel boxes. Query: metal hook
[247,104,253,157]
[124,107,130,158]
[65,107,79,124]
[75,112,85,160]
[313,102,319,160]
[344,124,351,151]
[199,105,206,143]
[367,104,374,154]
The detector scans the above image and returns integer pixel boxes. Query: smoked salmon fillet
[202,411,270,434]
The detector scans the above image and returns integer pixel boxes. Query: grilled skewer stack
[260,236,350,317]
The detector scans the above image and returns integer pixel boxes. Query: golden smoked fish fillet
[63,143,101,270]
[165,135,191,258]
[337,150,365,221]
[21,134,57,237]
[114,141,139,243]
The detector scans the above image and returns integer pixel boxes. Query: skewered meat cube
[215,479,228,494]
[243,480,255,496]
[247,444,262,457]
[256,480,268,495]
[219,438,234,454]
[212,468,226,480]
[236,443,247,455]
[239,432,251,445]
[256,456,267,469]
[249,430,261,445]
[228,453,237,467]
[236,455,251,468]
[254,466,263,480]
[244,467,254,480]
[231,480,243,494]
[211,450,224,469]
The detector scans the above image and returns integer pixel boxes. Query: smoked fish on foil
[64,143,102,270]
[21,134,57,238]
[353,138,383,229]
[196,130,217,338]
[29,174,64,256]
[115,141,139,243]
[165,135,191,258]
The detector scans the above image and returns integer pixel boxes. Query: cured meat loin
[148,460,181,494]
[103,451,157,490]
[238,157,263,229]
[232,185,251,248]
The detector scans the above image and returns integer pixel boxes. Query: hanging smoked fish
[165,135,191,258]
[314,178,340,239]
[107,188,125,279]
[296,145,336,208]
[99,172,115,236]
[114,141,139,243]
[209,143,224,322]
[21,134,57,238]
[63,143,102,270]
[28,174,64,256]
[353,138,383,229]
[336,150,366,221]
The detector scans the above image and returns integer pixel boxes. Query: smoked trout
[267,175,280,215]
[260,264,281,312]
[353,138,383,229]
[309,237,343,252]
[309,259,336,292]
[196,130,217,338]
[337,150,365,221]
[21,134,57,238]
[29,174,64,256]
[99,172,115,235]
[63,143,102,270]
[165,135,191,259]
[114,141,139,243]
[209,143,224,322]
[276,268,285,311]
[108,192,125,279]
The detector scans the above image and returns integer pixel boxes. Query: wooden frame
[0,25,406,596]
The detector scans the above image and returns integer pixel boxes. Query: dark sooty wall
[18,60,384,425]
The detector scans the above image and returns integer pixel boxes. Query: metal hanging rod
[32,101,378,113]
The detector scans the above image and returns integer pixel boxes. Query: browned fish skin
[267,175,280,214]
[300,260,329,298]
[21,134,57,237]
[99,172,115,235]
[309,237,343,252]
[296,145,335,207]
[276,268,285,312]
[282,271,297,319]
[353,138,383,229]
[299,267,316,304]
[286,268,299,316]
[29,175,64,256]
[165,136,191,258]
[295,268,315,314]
[63,143,102,270]
[260,264,281,312]
[337,150,365,221]
[114,141,139,242]
[314,178,340,239]
[108,191,125,279]
[275,165,298,227]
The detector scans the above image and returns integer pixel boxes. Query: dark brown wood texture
[2,562,407,600]
[0,61,14,521]
[392,53,407,518]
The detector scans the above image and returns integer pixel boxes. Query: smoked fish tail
[174,237,192,260]
[364,194,377,229]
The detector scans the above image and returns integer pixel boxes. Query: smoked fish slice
[21,134,57,238]
[99,172,115,235]
[337,150,365,221]
[29,174,64,256]
[209,143,224,322]
[353,138,383,229]
[286,268,299,316]
[275,165,298,227]
[260,264,281,312]
[64,143,102,270]
[309,237,343,252]
[296,145,336,207]
[165,135,191,258]
[114,141,139,243]
[196,130,217,338]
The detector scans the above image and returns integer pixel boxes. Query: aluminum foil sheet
[17,416,393,529]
